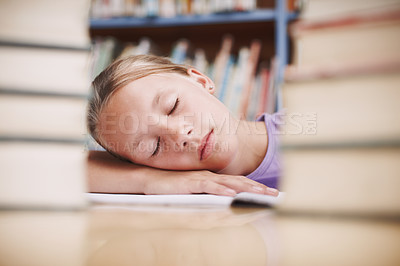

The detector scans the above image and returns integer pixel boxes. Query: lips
[199,129,214,161]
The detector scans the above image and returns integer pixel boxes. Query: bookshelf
[90,0,297,78]
[90,8,297,28]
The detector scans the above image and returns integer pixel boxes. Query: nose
[161,116,193,149]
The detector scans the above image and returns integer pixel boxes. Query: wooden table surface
[1,203,399,266]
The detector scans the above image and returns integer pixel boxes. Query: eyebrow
[130,87,166,159]
[153,88,167,109]
[154,93,161,107]
[131,92,160,159]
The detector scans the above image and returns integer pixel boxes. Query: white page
[87,192,284,208]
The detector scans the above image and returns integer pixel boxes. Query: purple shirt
[246,113,281,189]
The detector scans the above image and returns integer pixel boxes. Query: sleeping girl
[87,54,281,197]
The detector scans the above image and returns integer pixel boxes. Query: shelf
[90,9,298,29]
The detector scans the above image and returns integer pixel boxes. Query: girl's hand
[88,151,279,197]
[141,169,279,197]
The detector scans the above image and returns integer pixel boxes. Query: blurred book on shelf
[0,0,91,209]
[170,38,191,64]
[239,39,262,116]
[90,37,122,79]
[212,35,234,101]
[90,0,301,18]
[223,44,248,115]
[90,0,259,18]
[89,35,278,120]
[279,0,400,217]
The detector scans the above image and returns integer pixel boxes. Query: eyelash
[151,136,161,157]
[152,98,179,157]
[168,98,179,115]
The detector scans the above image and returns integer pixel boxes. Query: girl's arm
[87,150,278,196]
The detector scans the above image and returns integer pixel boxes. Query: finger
[233,176,279,196]
[265,187,279,196]
[187,179,237,196]
[215,175,279,197]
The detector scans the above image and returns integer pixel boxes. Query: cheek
[152,153,196,170]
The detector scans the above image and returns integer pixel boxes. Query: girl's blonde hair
[87,54,190,156]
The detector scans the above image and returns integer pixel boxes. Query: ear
[187,68,215,94]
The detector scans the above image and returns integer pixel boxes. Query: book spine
[239,39,261,117]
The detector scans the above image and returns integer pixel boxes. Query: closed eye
[151,136,161,157]
[168,98,179,115]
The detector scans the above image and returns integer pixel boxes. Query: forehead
[105,74,173,111]
[111,73,189,104]
[99,74,166,131]
[116,73,169,100]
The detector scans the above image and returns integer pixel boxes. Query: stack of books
[279,0,400,217]
[0,0,91,209]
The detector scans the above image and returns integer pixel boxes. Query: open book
[87,192,284,208]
